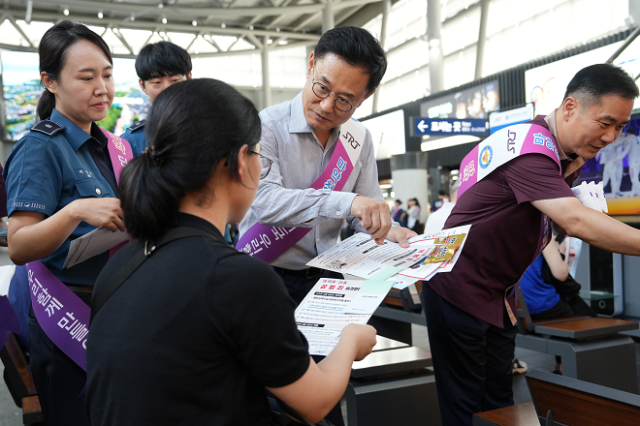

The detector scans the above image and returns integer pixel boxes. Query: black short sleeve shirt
[86,213,310,426]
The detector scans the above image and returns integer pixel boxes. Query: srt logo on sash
[507,129,516,153]
[344,132,360,150]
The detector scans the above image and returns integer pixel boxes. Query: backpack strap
[90,227,209,323]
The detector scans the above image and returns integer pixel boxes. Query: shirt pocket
[74,179,108,199]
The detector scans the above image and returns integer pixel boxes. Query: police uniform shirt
[120,119,146,157]
[3,108,119,286]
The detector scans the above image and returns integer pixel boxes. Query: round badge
[479,146,493,169]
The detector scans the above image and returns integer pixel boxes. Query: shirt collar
[288,92,313,134]
[176,212,226,243]
[544,109,573,161]
[49,108,98,152]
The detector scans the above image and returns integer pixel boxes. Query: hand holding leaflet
[295,275,394,356]
[63,227,129,269]
[306,225,471,281]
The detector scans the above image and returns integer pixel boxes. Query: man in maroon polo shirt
[422,63,640,426]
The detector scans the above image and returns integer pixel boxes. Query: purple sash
[27,261,90,370]
[102,129,133,185]
[102,129,133,257]
[236,118,366,263]
[19,129,134,370]
[458,123,561,259]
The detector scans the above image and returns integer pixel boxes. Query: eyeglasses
[249,149,273,180]
[311,67,354,112]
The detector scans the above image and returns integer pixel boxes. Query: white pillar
[261,36,271,109]
[322,0,335,33]
[427,0,444,94]
[372,0,391,113]
[474,0,489,79]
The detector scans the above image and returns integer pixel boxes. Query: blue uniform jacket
[120,119,147,157]
[4,109,122,286]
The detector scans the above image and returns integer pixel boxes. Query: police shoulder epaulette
[31,120,64,137]
[129,119,146,132]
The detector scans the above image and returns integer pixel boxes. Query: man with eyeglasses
[238,26,415,426]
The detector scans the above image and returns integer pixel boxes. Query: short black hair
[437,190,446,196]
[395,199,402,204]
[314,26,387,93]
[564,63,639,105]
[135,41,192,82]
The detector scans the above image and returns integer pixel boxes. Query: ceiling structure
[0,0,392,58]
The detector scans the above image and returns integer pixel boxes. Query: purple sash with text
[457,123,561,257]
[456,124,563,325]
[236,118,366,263]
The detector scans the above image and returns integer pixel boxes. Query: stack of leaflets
[306,225,471,284]
[296,226,471,355]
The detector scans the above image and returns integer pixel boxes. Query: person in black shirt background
[85,78,377,426]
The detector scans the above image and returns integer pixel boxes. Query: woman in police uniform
[3,21,126,426]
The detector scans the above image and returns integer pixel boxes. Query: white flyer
[63,227,129,269]
[307,225,471,281]
[564,236,583,277]
[295,278,393,356]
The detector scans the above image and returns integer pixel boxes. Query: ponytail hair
[119,78,261,242]
[36,90,57,124]
[36,20,112,121]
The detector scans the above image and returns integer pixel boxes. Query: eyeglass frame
[249,149,273,180]
[223,148,272,180]
[310,66,355,112]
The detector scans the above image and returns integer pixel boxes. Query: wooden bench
[474,369,640,425]
[526,369,640,425]
[517,288,638,340]
[1,333,44,425]
[473,402,538,426]
[346,337,441,426]
[515,288,639,393]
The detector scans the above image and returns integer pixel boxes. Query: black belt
[273,266,324,279]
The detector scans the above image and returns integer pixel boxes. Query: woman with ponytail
[3,21,134,425]
[86,79,378,426]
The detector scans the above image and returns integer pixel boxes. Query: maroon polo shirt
[425,116,578,328]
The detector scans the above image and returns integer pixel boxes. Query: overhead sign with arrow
[412,118,489,136]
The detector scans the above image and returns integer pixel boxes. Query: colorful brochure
[306,225,471,281]
[295,277,393,356]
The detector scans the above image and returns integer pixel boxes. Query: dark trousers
[422,285,518,426]
[273,266,345,426]
[28,293,91,426]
